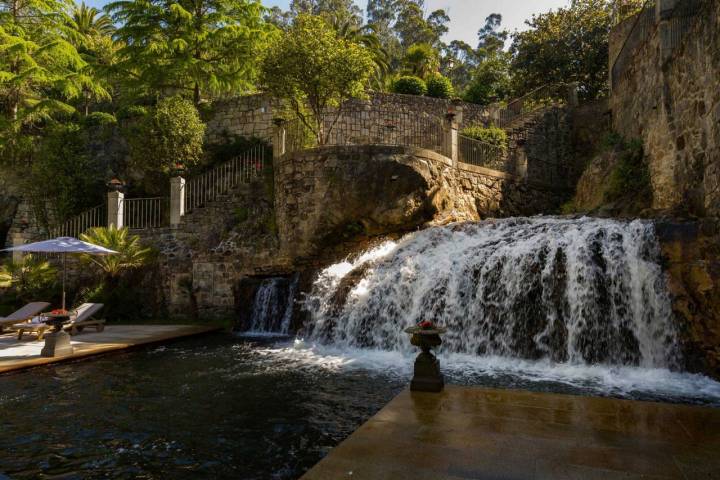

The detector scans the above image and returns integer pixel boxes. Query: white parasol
[3,237,118,310]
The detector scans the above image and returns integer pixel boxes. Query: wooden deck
[0,324,220,374]
[302,385,720,480]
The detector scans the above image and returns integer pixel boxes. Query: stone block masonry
[610,0,720,217]
[274,145,569,261]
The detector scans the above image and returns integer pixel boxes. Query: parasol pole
[62,252,67,310]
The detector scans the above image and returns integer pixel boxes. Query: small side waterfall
[245,276,298,335]
[303,217,681,369]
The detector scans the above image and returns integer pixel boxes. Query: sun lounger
[63,303,105,335]
[0,302,51,333]
[12,317,52,341]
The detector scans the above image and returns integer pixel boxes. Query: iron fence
[185,145,265,214]
[492,84,569,129]
[458,135,508,171]
[49,204,106,239]
[664,0,705,52]
[611,0,658,90]
[123,197,166,230]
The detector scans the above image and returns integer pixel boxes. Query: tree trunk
[194,83,200,105]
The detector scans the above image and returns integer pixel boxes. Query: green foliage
[125,96,205,179]
[604,138,649,201]
[460,124,508,151]
[83,111,117,126]
[403,43,439,78]
[107,0,274,104]
[463,55,511,105]
[79,226,154,280]
[391,75,427,96]
[425,74,453,99]
[205,134,270,169]
[0,0,109,163]
[30,122,106,226]
[260,14,374,145]
[0,255,57,304]
[509,0,642,100]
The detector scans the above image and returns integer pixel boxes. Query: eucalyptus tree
[106,0,274,104]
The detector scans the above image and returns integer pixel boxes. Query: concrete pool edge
[300,384,720,479]
[0,324,223,375]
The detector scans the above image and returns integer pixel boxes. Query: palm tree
[68,2,116,39]
[331,15,391,90]
[0,255,57,302]
[79,226,153,284]
[403,43,440,79]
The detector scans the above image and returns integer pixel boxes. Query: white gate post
[11,232,25,263]
[443,111,459,167]
[107,190,124,229]
[273,118,286,161]
[170,176,186,227]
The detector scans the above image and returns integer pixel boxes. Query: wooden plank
[0,324,221,374]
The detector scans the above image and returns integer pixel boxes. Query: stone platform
[0,324,219,374]
[302,385,720,480]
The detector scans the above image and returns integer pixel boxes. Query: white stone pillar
[11,232,25,263]
[443,113,459,167]
[273,119,286,161]
[566,82,580,108]
[107,190,124,229]
[170,176,186,227]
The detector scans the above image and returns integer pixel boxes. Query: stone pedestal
[411,351,444,392]
[406,325,446,393]
[41,331,74,357]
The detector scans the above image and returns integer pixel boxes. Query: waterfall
[245,276,298,335]
[303,217,681,369]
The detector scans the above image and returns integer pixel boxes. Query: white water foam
[249,339,720,404]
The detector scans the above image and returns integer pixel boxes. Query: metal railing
[493,84,569,129]
[49,204,106,239]
[611,0,657,90]
[284,106,446,156]
[185,145,265,214]
[123,197,166,230]
[458,135,507,171]
[664,0,705,52]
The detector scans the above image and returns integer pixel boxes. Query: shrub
[426,74,454,99]
[124,96,205,193]
[0,255,57,304]
[460,124,508,151]
[83,112,117,127]
[392,76,427,96]
[30,123,106,226]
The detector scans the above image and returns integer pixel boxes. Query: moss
[604,138,649,202]
[234,206,249,224]
[560,200,577,215]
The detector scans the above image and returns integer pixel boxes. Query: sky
[86,0,570,47]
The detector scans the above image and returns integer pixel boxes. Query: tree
[403,43,439,78]
[510,0,642,100]
[332,17,390,90]
[106,0,273,104]
[260,14,374,145]
[69,2,115,38]
[125,96,205,183]
[463,55,511,105]
[290,0,362,27]
[0,0,106,160]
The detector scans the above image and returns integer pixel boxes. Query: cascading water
[244,276,298,335]
[303,217,681,369]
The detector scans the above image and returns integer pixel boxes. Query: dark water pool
[2,332,720,479]
[0,334,404,480]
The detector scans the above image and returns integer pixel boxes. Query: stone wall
[204,92,493,146]
[609,0,720,217]
[274,145,569,261]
